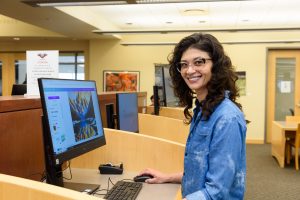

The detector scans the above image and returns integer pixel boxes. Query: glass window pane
[275,58,295,120]
[59,64,75,73]
[77,73,85,80]
[58,52,85,80]
[78,64,84,73]
[59,53,75,63]
[77,53,85,63]
[15,60,27,84]
[59,64,75,79]
[77,64,85,80]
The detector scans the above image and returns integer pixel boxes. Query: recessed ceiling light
[184,9,205,13]
[13,37,20,41]
[166,21,173,24]
[198,20,206,23]
[242,19,250,22]
[126,22,133,25]
[183,9,207,16]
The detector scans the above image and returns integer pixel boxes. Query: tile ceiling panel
[57,0,300,32]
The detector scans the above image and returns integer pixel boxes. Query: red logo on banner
[38,53,47,58]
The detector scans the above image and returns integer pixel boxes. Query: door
[0,53,26,96]
[266,50,300,143]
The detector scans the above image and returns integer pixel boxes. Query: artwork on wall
[236,71,246,96]
[103,70,140,92]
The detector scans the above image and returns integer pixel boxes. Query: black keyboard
[104,181,142,200]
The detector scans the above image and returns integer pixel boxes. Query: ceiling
[1,0,300,40]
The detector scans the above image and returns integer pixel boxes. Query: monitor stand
[41,115,100,194]
[63,182,99,194]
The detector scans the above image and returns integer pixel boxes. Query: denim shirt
[182,94,247,200]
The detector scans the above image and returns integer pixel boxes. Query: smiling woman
[139,33,247,200]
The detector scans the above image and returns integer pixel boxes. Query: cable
[93,188,109,196]
[41,160,73,183]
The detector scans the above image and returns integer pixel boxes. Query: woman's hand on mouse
[138,168,169,184]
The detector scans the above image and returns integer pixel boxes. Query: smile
[187,75,202,81]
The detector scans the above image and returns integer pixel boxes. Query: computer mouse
[133,174,154,182]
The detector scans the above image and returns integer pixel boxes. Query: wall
[88,33,300,143]
[1,34,300,142]
[89,39,174,103]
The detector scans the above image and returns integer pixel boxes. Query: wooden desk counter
[0,173,101,200]
[271,121,297,168]
[0,96,44,181]
[0,95,41,112]
[67,168,180,200]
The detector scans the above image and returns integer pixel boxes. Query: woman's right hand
[138,168,170,184]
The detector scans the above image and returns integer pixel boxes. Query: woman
[140,33,247,200]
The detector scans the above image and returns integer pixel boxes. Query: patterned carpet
[245,144,300,199]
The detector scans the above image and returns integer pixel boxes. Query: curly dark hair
[168,33,242,124]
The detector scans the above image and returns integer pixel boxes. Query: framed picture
[103,70,140,92]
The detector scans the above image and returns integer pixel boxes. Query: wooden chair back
[286,116,300,122]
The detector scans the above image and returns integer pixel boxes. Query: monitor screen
[38,78,105,191]
[116,93,139,133]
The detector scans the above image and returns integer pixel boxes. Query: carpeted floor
[245,144,300,199]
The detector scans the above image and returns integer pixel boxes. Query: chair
[286,115,300,122]
[286,123,300,170]
[285,116,300,169]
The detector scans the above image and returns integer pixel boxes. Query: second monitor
[116,92,139,133]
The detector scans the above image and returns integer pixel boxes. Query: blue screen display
[41,79,104,155]
[117,93,138,132]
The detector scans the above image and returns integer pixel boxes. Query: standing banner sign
[26,50,59,96]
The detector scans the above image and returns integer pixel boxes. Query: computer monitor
[105,103,115,129]
[153,86,160,115]
[38,78,106,193]
[11,84,27,95]
[116,92,139,133]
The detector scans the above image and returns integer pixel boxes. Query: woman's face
[180,47,213,99]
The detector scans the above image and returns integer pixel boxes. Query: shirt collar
[225,90,230,98]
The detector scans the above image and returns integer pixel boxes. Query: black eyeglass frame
[176,57,212,73]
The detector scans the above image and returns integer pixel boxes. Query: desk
[271,121,297,167]
[66,168,180,200]
[145,106,186,120]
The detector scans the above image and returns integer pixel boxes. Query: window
[15,60,27,84]
[13,52,85,84]
[59,52,85,80]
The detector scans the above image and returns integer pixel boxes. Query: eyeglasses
[176,57,212,73]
